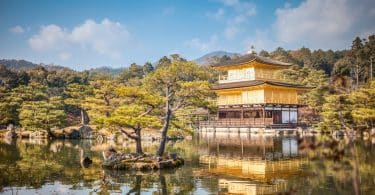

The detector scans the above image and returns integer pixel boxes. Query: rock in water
[82,157,93,168]
[4,130,17,139]
[78,125,93,139]
[68,130,80,139]
[4,124,17,139]
[103,147,117,161]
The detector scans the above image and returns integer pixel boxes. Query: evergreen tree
[19,96,66,132]
[258,50,270,57]
[350,79,375,128]
[104,86,163,154]
[85,79,120,125]
[64,83,93,125]
[144,60,214,157]
[318,94,353,131]
[143,62,154,75]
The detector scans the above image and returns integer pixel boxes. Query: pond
[0,132,374,194]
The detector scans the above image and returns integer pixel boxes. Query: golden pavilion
[210,54,311,128]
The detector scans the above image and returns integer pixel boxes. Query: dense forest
[0,35,374,138]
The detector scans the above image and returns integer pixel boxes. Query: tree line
[0,55,214,156]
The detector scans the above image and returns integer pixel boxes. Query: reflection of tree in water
[296,136,375,195]
[0,139,104,191]
[98,167,196,194]
[0,139,201,194]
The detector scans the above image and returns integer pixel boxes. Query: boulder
[67,129,80,139]
[4,130,17,139]
[4,124,17,139]
[7,124,15,131]
[19,131,33,138]
[78,125,93,139]
[29,130,48,139]
[81,157,93,168]
[102,147,118,161]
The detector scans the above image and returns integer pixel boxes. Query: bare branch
[120,128,138,140]
[171,98,186,112]
[138,106,154,117]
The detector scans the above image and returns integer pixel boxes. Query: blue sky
[0,0,374,70]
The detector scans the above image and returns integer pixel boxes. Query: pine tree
[318,94,353,131]
[144,60,214,157]
[143,62,154,75]
[19,96,66,132]
[350,79,375,128]
[104,86,163,154]
[64,83,93,125]
[85,79,120,125]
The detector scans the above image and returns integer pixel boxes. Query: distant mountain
[88,66,125,75]
[194,51,240,66]
[0,59,70,71]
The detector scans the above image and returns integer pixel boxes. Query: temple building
[209,54,311,128]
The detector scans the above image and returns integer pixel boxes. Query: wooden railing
[199,119,303,129]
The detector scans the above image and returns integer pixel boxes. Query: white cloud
[28,18,130,59]
[220,0,256,20]
[211,0,256,40]
[273,0,375,49]
[29,24,68,50]
[185,35,218,52]
[70,19,129,58]
[10,25,25,34]
[59,52,71,61]
[224,26,239,39]
[207,8,225,20]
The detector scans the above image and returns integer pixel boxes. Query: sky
[0,0,374,70]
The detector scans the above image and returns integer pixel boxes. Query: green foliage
[85,79,120,125]
[19,96,66,131]
[0,65,29,89]
[104,86,164,130]
[143,62,154,75]
[117,63,144,83]
[350,80,375,127]
[279,66,329,113]
[144,58,215,155]
[318,94,353,131]
[64,83,93,107]
[318,80,375,131]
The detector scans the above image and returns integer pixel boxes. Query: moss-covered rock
[102,155,184,170]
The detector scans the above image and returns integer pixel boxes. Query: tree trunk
[159,174,168,195]
[157,109,171,157]
[157,86,172,157]
[127,175,141,195]
[370,57,373,81]
[81,109,90,125]
[120,128,143,155]
[135,128,143,155]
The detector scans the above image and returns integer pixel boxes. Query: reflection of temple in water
[197,132,307,194]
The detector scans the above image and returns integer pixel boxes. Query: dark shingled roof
[211,54,293,67]
[212,80,312,90]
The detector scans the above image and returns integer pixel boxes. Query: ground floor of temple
[199,104,306,129]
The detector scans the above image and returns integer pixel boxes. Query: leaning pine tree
[104,86,163,154]
[144,59,214,157]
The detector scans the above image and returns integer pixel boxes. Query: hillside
[0,59,70,72]
[194,51,240,66]
[87,66,125,75]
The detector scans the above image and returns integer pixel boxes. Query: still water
[0,132,374,194]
